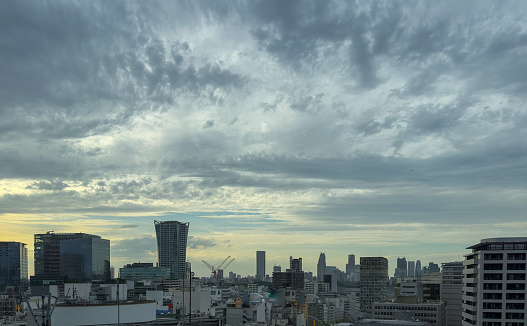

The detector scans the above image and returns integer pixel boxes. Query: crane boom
[223,257,235,270]
[217,256,231,270]
[202,260,217,277]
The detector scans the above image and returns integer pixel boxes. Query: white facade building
[462,237,527,326]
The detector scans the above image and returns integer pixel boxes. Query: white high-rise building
[408,260,416,277]
[462,237,527,326]
[256,251,265,281]
[154,220,189,280]
[360,257,388,313]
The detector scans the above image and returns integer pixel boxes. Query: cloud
[188,235,217,249]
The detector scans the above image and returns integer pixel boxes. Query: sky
[1,0,527,279]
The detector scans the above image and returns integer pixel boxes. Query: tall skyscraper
[416,260,422,277]
[0,242,28,292]
[462,237,527,326]
[256,251,265,280]
[346,254,356,275]
[154,220,189,280]
[407,260,415,277]
[290,256,302,273]
[32,232,109,285]
[317,252,326,280]
[360,257,388,313]
[397,257,407,277]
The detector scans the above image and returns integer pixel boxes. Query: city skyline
[2,1,527,279]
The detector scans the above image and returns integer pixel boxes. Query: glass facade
[0,242,28,292]
[33,232,110,284]
[119,267,170,281]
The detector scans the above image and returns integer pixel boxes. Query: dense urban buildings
[0,242,28,292]
[32,232,110,285]
[256,251,266,281]
[462,237,527,326]
[360,257,388,313]
[154,220,189,280]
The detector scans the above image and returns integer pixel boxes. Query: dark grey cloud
[188,235,217,249]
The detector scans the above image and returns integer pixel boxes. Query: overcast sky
[2,0,527,278]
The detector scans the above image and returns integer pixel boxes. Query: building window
[483,283,502,290]
[484,264,503,270]
[506,293,526,300]
[506,283,526,291]
[482,312,502,319]
[485,254,503,260]
[484,273,503,280]
[507,273,526,280]
[483,293,503,300]
[508,253,526,260]
[506,303,525,310]
[508,264,526,270]
[506,313,525,319]
[483,302,502,309]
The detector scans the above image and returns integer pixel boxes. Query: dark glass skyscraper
[0,242,28,292]
[33,232,110,284]
[317,252,326,280]
[154,220,189,280]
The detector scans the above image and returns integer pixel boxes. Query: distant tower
[154,220,189,280]
[317,253,326,280]
[256,251,266,281]
[0,242,28,292]
[346,254,356,275]
[416,260,422,276]
[397,257,407,277]
[290,256,303,273]
[407,260,415,277]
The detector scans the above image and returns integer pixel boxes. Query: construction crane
[202,256,235,279]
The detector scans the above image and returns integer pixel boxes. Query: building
[441,261,463,326]
[360,257,388,313]
[256,251,265,281]
[60,236,110,281]
[416,260,422,276]
[462,237,527,326]
[0,242,28,292]
[397,257,408,278]
[289,257,302,273]
[317,253,326,281]
[346,254,356,280]
[272,269,304,290]
[119,263,171,281]
[154,220,189,280]
[408,261,416,277]
[32,232,109,285]
[372,301,446,326]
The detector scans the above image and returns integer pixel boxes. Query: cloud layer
[2,0,527,276]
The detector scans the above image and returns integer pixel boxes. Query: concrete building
[272,269,304,290]
[346,254,356,280]
[373,301,446,326]
[441,261,463,326]
[360,257,388,313]
[317,253,326,281]
[289,257,302,273]
[119,263,171,281]
[256,251,266,281]
[0,242,28,292]
[462,237,527,326]
[154,220,189,280]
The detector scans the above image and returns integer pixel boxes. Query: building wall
[360,257,388,313]
[462,237,527,326]
[0,242,28,292]
[154,220,189,280]
[372,301,446,326]
[256,251,266,281]
[441,261,463,326]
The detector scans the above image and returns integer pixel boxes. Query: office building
[154,220,189,280]
[373,301,446,326]
[272,269,304,289]
[416,260,422,276]
[317,252,326,280]
[462,237,527,326]
[346,254,356,279]
[33,232,109,285]
[441,261,463,326]
[397,257,408,277]
[408,261,416,277]
[0,242,28,292]
[290,257,302,273]
[360,257,388,313]
[256,251,265,281]
[119,263,171,281]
